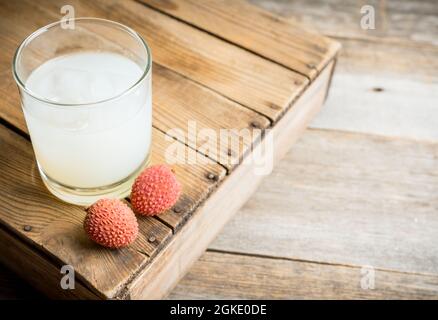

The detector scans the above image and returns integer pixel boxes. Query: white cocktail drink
[22,52,151,192]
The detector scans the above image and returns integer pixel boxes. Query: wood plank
[8,0,308,122]
[1,18,229,289]
[152,63,270,170]
[140,0,340,79]
[251,0,438,141]
[0,121,225,298]
[0,60,334,298]
[0,226,98,299]
[169,251,438,299]
[312,70,438,141]
[144,128,226,231]
[311,38,438,141]
[0,0,236,227]
[210,129,438,275]
[125,60,334,299]
[332,38,438,81]
[0,124,150,298]
[252,0,438,46]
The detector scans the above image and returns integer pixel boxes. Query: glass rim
[12,17,152,107]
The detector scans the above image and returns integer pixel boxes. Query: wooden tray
[0,0,340,299]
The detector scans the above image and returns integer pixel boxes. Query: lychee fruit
[84,198,138,249]
[131,165,182,216]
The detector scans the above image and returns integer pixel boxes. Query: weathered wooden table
[169,0,438,299]
[0,0,339,299]
[3,0,438,300]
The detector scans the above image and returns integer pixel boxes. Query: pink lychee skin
[84,198,138,249]
[131,165,182,216]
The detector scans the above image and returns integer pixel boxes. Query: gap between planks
[206,248,438,278]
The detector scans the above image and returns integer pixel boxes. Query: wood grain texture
[152,63,270,171]
[0,227,98,299]
[0,0,338,299]
[143,127,226,232]
[0,124,147,298]
[0,0,238,232]
[0,0,271,169]
[313,69,438,141]
[0,122,225,298]
[124,61,334,300]
[94,0,309,122]
[210,129,438,275]
[169,251,438,299]
[252,0,438,46]
[140,0,340,79]
[0,0,310,122]
[311,38,438,141]
[251,0,438,141]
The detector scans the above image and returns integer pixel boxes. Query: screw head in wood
[148,236,156,243]
[173,205,182,213]
[23,225,32,232]
[207,173,218,181]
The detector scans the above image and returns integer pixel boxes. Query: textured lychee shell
[84,198,138,249]
[131,165,182,216]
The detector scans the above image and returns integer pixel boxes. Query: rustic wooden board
[210,129,438,275]
[0,0,339,299]
[125,62,334,299]
[253,0,438,141]
[0,0,271,171]
[140,0,340,80]
[165,0,438,300]
[170,251,438,299]
[0,123,225,298]
[2,0,310,122]
[152,63,270,171]
[253,0,438,46]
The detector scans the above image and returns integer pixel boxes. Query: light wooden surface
[0,121,224,298]
[2,0,436,300]
[253,0,438,141]
[140,0,340,79]
[168,0,438,299]
[170,251,438,300]
[126,61,333,299]
[0,0,339,299]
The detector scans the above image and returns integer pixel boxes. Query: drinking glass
[13,18,152,205]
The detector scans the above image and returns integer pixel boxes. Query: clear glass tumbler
[13,18,152,205]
